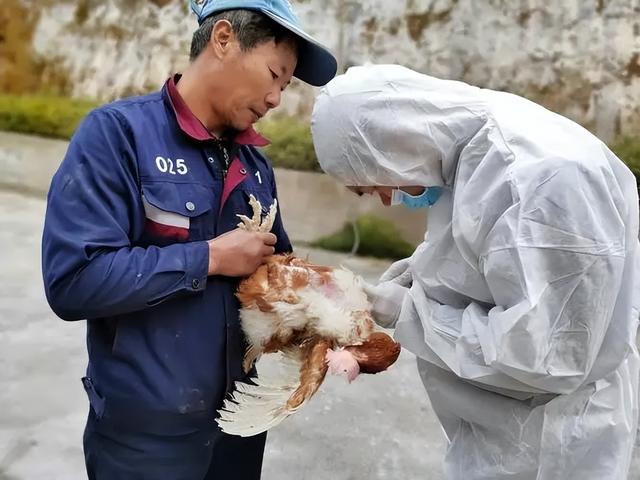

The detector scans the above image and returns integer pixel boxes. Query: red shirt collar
[164,74,270,147]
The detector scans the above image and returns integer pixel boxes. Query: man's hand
[208,229,277,277]
[363,281,408,329]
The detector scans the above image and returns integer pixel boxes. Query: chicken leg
[236,194,277,233]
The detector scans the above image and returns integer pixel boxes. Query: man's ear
[210,19,235,59]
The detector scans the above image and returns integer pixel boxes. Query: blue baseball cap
[189,0,337,87]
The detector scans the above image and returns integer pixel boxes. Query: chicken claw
[237,194,278,233]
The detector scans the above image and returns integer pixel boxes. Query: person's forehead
[249,40,297,69]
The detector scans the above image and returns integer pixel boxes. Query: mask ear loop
[345,186,365,257]
[390,187,403,206]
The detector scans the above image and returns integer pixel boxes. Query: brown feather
[344,332,401,374]
[237,253,399,394]
[286,337,331,410]
[236,257,304,310]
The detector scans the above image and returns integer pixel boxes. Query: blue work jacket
[42,75,291,433]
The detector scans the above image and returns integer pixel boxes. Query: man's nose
[265,88,282,109]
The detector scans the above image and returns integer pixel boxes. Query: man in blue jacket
[41,1,336,478]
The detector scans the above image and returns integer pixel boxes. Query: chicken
[216,195,401,437]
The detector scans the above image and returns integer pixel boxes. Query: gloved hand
[362,280,408,329]
[378,257,412,287]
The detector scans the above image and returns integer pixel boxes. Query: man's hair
[190,9,299,61]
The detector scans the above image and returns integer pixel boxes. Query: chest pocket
[140,181,216,245]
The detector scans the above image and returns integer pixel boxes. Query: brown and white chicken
[216,195,401,437]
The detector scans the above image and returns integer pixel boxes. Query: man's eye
[269,69,279,80]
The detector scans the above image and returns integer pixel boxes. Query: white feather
[216,352,306,437]
[271,301,309,330]
[297,268,372,345]
[239,308,278,349]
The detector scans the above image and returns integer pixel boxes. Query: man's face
[215,38,297,132]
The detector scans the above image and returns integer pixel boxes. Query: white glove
[363,281,408,329]
[378,257,412,287]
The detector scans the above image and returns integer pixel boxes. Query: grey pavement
[1,190,638,480]
[0,191,445,480]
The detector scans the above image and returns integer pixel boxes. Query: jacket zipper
[220,143,230,178]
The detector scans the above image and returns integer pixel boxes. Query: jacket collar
[163,74,270,147]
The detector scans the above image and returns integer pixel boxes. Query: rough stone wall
[28,0,640,141]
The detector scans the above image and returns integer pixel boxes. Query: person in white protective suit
[310,64,640,480]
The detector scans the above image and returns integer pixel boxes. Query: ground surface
[1,190,638,479]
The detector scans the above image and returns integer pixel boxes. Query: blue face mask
[390,187,443,209]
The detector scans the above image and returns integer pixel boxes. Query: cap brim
[261,10,337,87]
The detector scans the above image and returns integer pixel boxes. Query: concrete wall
[0,131,68,197]
[274,168,427,245]
[0,131,427,245]
[27,0,640,142]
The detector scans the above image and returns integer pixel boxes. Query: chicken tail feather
[216,350,305,437]
[243,345,262,374]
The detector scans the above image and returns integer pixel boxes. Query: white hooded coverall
[311,64,640,479]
